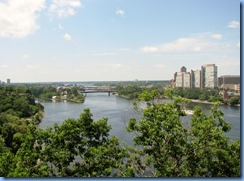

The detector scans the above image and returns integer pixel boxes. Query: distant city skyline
[0,0,240,83]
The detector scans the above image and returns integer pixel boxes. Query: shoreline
[190,99,217,105]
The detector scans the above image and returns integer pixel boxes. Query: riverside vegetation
[29,85,85,103]
[0,85,240,177]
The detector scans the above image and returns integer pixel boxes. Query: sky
[0,0,240,83]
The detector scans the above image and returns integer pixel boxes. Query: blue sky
[0,0,240,83]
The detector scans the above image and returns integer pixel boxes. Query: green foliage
[29,85,85,103]
[227,96,240,106]
[116,85,144,99]
[0,86,44,154]
[30,86,57,99]
[127,90,240,177]
[0,86,42,118]
[208,95,223,102]
[115,81,168,100]
[1,109,125,177]
[173,88,221,102]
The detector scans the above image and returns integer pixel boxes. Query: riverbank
[190,99,219,105]
[114,93,131,99]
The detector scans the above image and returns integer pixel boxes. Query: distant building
[7,79,10,84]
[181,66,187,73]
[175,72,183,87]
[201,64,218,88]
[169,79,175,87]
[174,66,191,88]
[173,64,218,89]
[183,72,191,88]
[218,75,240,92]
[218,75,240,87]
[191,70,201,88]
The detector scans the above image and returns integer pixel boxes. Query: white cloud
[211,33,223,40]
[140,34,227,53]
[0,0,45,38]
[141,38,200,53]
[154,64,167,68]
[93,52,117,56]
[49,0,81,18]
[1,64,8,68]
[26,64,39,69]
[228,21,240,29]
[111,64,122,68]
[22,54,31,59]
[63,33,71,40]
[116,8,125,17]
[141,46,158,53]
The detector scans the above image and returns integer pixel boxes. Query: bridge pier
[108,92,110,96]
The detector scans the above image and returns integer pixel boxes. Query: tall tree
[126,90,240,177]
[4,109,125,177]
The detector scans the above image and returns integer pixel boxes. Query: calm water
[39,93,240,143]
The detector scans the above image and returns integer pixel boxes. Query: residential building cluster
[171,64,240,93]
[171,64,218,89]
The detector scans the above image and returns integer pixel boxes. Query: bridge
[80,86,117,96]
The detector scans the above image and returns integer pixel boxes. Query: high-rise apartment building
[183,72,191,88]
[173,64,218,89]
[191,70,201,88]
[201,64,218,88]
[174,66,191,88]
[175,72,183,87]
[7,79,10,84]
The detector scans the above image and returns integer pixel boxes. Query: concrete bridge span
[80,87,116,96]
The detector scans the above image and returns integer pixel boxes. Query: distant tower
[191,70,201,88]
[181,66,187,72]
[174,66,191,88]
[201,64,217,88]
[7,79,10,84]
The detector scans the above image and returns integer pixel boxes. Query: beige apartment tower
[201,64,218,88]
[174,64,218,89]
[191,70,201,88]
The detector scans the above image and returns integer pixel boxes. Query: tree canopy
[126,90,240,177]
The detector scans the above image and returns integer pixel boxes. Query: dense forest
[0,86,240,177]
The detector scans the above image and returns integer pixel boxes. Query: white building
[174,71,191,88]
[175,72,183,87]
[191,70,201,88]
[201,64,218,88]
[183,72,191,88]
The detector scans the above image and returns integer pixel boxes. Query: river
[39,93,240,143]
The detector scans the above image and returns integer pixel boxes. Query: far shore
[190,99,218,105]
